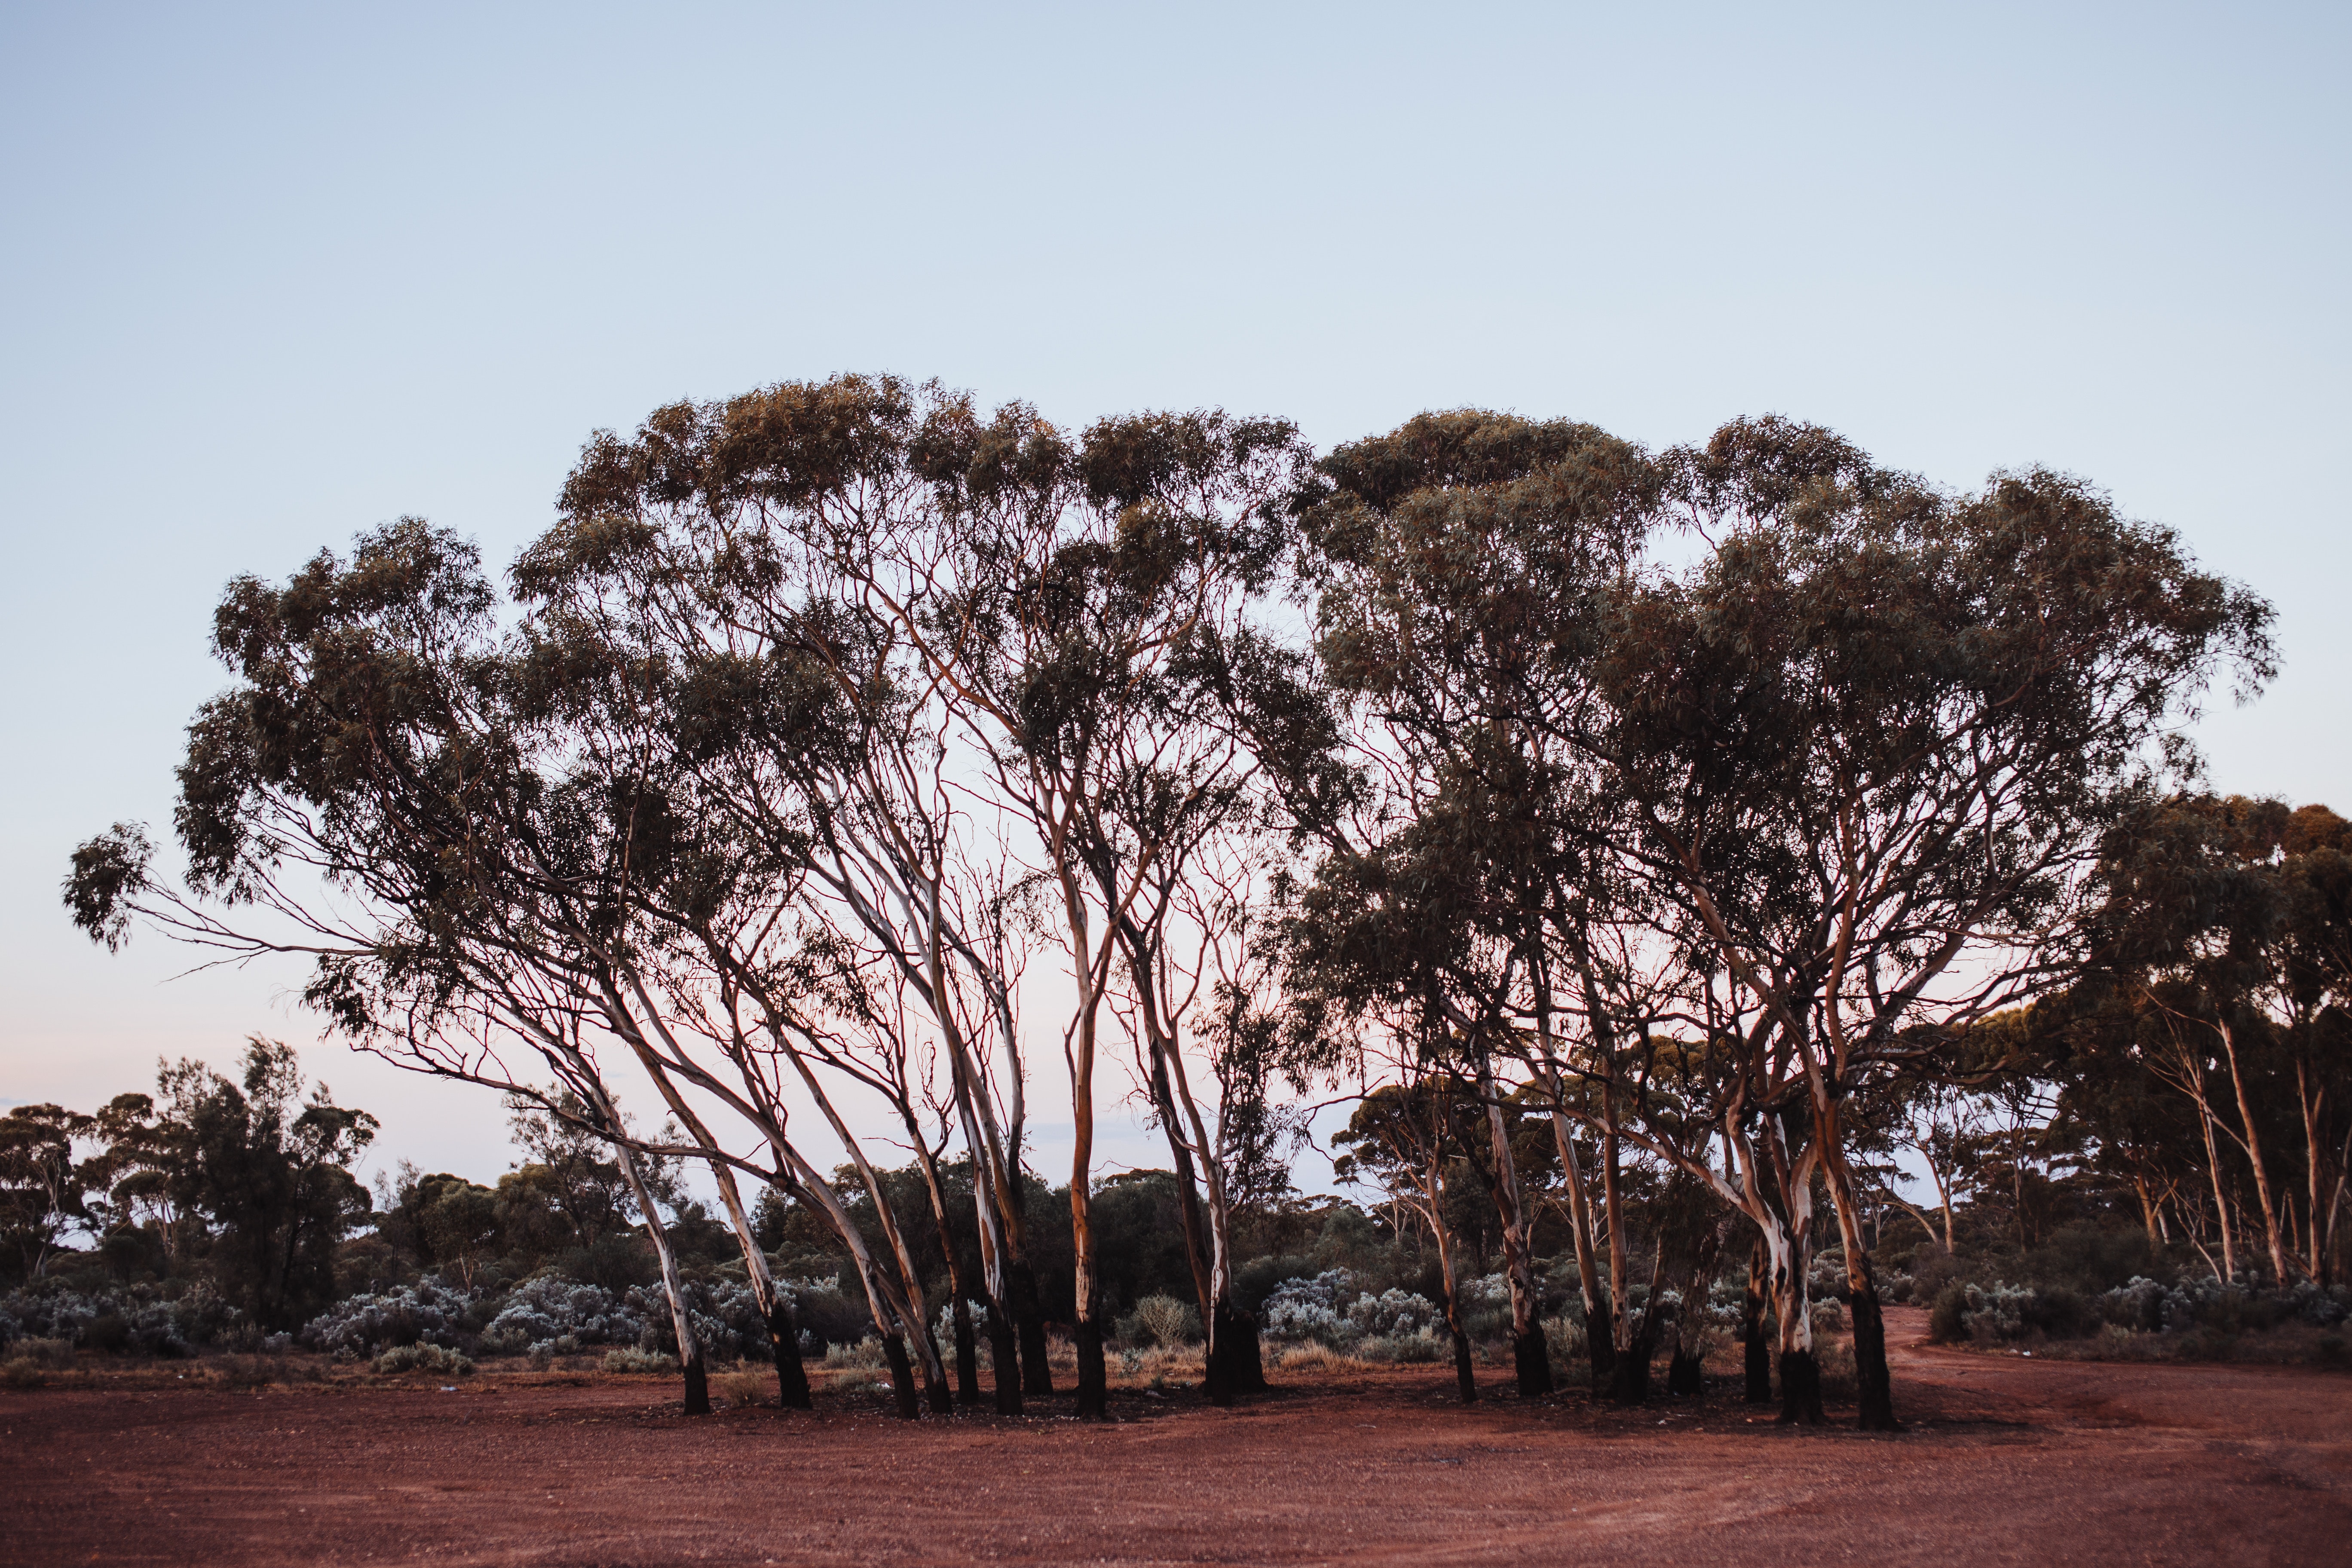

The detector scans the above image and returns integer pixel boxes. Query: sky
[2,2,2344,1197]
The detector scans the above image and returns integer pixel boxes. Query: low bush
[1130,1294,1201,1348]
[600,1347,678,1374]
[0,1282,239,1357]
[1259,1271,1446,1351]
[821,1337,884,1370]
[374,1342,473,1376]
[1929,1272,2349,1351]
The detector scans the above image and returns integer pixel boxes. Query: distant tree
[0,1104,95,1280]
[156,1037,377,1330]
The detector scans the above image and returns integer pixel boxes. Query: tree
[159,1038,377,1330]
[0,1104,95,1281]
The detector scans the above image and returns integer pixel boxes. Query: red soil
[5,1310,2347,1566]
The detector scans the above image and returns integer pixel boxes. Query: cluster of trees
[1,1038,374,1329]
[1944,797,2352,1287]
[63,375,2292,1429]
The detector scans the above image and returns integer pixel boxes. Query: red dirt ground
[5,1309,2348,1566]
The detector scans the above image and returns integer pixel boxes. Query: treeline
[58,374,2334,1430]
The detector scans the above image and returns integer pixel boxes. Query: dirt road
[5,1313,2346,1565]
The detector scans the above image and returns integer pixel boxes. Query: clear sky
[3,2,2344,1192]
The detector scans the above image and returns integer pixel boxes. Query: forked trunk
[1777,1347,1824,1425]
[1474,1051,1552,1397]
[1608,1225,1670,1406]
[1668,1209,1735,1402]
[1608,1333,1656,1404]
[1771,1250,1823,1425]
[2216,1018,2291,1284]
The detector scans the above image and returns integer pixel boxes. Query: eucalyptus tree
[1331,1074,1483,1402]
[2089,796,2352,1283]
[560,376,1315,1415]
[1274,409,1669,1397]
[60,520,977,1415]
[1589,421,2275,1425]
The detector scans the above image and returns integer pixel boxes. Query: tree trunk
[2216,1018,2291,1283]
[1777,1347,1824,1425]
[1847,1267,1897,1431]
[768,1296,812,1410]
[1451,1326,1477,1404]
[609,1133,709,1418]
[1743,1240,1773,1404]
[1537,1053,1613,1387]
[1008,1259,1054,1396]
[1474,1051,1552,1397]
[1212,1300,1265,1396]
[988,1305,1023,1415]
[2192,1078,2242,1280]
[881,1333,921,1420]
[1075,1314,1106,1419]
[1608,1314,1657,1405]
[1818,1136,1899,1432]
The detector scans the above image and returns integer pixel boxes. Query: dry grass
[714,1367,770,1407]
[1264,1343,1372,1375]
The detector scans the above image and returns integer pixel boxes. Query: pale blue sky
[3,2,2344,1189]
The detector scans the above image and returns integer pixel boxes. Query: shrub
[6,1336,74,1369]
[1133,1294,1200,1348]
[374,1343,473,1376]
[476,1277,645,1357]
[1929,1284,1969,1343]
[0,1282,240,1357]
[304,1279,477,1357]
[778,1277,870,1351]
[601,1347,679,1374]
[715,1368,768,1406]
[1259,1271,1445,1350]
[822,1337,885,1370]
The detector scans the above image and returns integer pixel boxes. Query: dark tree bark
[1608,1298,1664,1405]
[1512,1327,1552,1397]
[1074,1316,1107,1419]
[1009,1260,1054,1396]
[922,1340,954,1414]
[1776,1348,1825,1424]
[1666,1344,1704,1397]
[767,1299,812,1410]
[881,1334,921,1420]
[1848,1264,1901,1431]
[1452,1327,1478,1403]
[1213,1302,1266,1395]
[1586,1308,1616,1390]
[988,1309,1023,1416]
[682,1355,710,1417]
